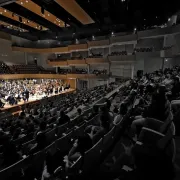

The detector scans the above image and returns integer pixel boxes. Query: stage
[0,89,75,114]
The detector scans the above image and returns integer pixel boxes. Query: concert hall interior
[0,0,180,180]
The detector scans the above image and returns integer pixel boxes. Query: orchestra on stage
[0,79,71,108]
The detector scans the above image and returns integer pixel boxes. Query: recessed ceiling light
[168,18,171,21]
[4,10,6,12]
[48,14,50,16]
[21,2,23,5]
[26,0,28,2]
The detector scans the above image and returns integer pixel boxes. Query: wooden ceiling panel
[55,0,94,25]
[16,0,66,28]
[0,7,47,30]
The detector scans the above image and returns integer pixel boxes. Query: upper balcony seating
[92,69,108,75]
[88,53,103,58]
[59,69,72,74]
[134,47,153,53]
[162,45,174,50]
[110,51,127,56]
[0,62,14,74]
[75,68,88,74]
[12,64,54,74]
[58,68,87,74]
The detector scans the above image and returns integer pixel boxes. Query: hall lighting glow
[168,18,171,21]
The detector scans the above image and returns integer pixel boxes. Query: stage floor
[1,89,75,112]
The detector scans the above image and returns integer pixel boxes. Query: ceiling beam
[16,0,66,28]
[0,20,27,32]
[55,0,95,25]
[0,7,47,30]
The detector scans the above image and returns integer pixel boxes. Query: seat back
[22,139,36,155]
[57,122,68,137]
[74,123,85,138]
[68,156,83,176]
[56,131,73,155]
[102,126,115,153]
[44,141,57,156]
[82,138,102,174]
[138,127,165,145]
[46,128,57,145]
[31,150,46,178]
[0,156,31,180]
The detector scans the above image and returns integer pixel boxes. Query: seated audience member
[114,103,128,125]
[131,86,172,135]
[0,133,22,167]
[89,111,111,143]
[57,110,70,125]
[162,73,173,87]
[170,77,180,112]
[113,105,119,115]
[122,144,175,180]
[88,105,99,120]
[105,99,114,122]
[29,121,47,154]
[67,132,93,162]
[76,108,84,124]
[171,76,180,98]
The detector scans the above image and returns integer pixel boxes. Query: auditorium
[0,0,180,179]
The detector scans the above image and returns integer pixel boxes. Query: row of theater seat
[12,64,51,74]
[0,62,13,74]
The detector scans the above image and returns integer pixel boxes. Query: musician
[25,89,30,102]
[7,95,16,105]
[0,98,5,108]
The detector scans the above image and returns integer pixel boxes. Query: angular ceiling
[0,0,179,41]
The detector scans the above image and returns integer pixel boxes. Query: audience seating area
[0,62,13,74]
[134,47,153,53]
[110,51,127,56]
[0,83,121,180]
[92,69,108,75]
[12,64,53,74]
